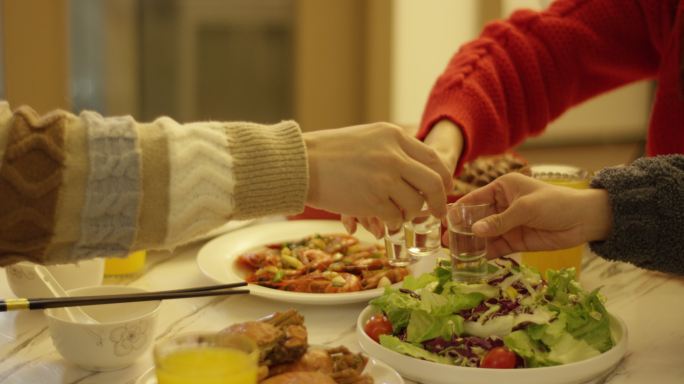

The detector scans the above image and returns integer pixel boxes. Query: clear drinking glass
[446,203,491,283]
[154,333,258,384]
[404,204,442,257]
[104,250,146,277]
[384,224,416,267]
[520,165,590,279]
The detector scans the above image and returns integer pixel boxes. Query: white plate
[357,305,628,384]
[197,220,431,305]
[135,357,404,384]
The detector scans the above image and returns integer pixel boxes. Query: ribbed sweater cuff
[225,121,308,219]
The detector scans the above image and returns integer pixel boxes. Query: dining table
[0,217,683,384]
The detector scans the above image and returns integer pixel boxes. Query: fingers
[472,198,532,237]
[441,228,449,247]
[399,162,448,219]
[341,215,357,234]
[459,172,540,207]
[371,218,385,239]
[484,238,516,259]
[389,181,427,223]
[398,134,453,192]
[372,197,405,230]
[342,216,384,239]
[365,217,385,239]
[457,182,500,206]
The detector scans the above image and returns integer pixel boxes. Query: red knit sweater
[418,0,684,172]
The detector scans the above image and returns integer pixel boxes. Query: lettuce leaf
[464,315,515,338]
[380,335,452,364]
[406,309,464,343]
[370,288,420,330]
[505,313,601,367]
[546,270,614,352]
[401,273,439,291]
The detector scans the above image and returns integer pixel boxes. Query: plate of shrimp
[197,220,428,305]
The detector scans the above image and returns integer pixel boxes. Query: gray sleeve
[588,154,684,275]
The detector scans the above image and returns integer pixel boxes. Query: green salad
[366,258,614,368]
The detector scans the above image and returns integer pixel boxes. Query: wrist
[423,119,463,174]
[302,132,321,206]
[579,188,613,242]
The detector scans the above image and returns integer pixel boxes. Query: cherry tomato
[480,346,517,369]
[364,314,393,343]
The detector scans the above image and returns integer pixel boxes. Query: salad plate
[135,357,405,384]
[197,220,432,305]
[356,261,628,384]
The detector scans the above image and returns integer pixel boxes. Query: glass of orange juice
[154,333,258,384]
[104,250,147,276]
[520,165,590,279]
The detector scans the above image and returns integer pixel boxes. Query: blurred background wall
[0,1,3,100]
[0,0,651,161]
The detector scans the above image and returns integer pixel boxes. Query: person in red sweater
[420,0,684,176]
[343,0,683,238]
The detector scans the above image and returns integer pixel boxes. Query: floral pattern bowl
[46,285,161,371]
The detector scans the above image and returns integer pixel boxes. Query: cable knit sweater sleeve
[589,155,684,275]
[0,102,308,265]
[417,0,667,173]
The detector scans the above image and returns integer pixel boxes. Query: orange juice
[104,250,146,276]
[520,165,589,279]
[155,347,257,384]
[520,244,585,279]
[154,333,258,384]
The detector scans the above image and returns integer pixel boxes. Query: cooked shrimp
[300,249,333,271]
[361,268,410,289]
[261,371,336,384]
[236,233,407,294]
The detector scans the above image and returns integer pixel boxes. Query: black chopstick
[0,284,249,312]
[131,282,248,295]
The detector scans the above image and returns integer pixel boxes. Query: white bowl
[5,259,104,298]
[46,285,161,371]
[356,306,628,384]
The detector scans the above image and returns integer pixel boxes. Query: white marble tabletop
[1,218,683,384]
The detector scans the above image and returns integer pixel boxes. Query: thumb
[472,202,528,237]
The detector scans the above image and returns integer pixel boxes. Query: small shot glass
[384,223,416,267]
[446,202,491,283]
[404,204,441,258]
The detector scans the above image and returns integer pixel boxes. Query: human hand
[341,120,462,238]
[304,122,452,228]
[341,215,385,239]
[454,173,612,258]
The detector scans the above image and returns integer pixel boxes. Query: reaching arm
[419,0,665,174]
[0,102,308,265]
[0,104,452,266]
[459,155,684,275]
[457,172,612,258]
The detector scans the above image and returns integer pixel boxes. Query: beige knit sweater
[0,102,308,265]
